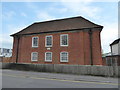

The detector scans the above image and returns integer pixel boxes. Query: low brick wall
[1,63,120,77]
[102,55,120,66]
[0,57,12,63]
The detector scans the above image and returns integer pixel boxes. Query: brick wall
[92,29,102,65]
[11,30,102,65]
[102,55,120,66]
[0,57,12,63]
[102,57,107,66]
[11,37,18,63]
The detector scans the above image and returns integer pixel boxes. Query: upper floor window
[60,52,68,62]
[32,37,38,47]
[31,52,38,61]
[45,35,53,47]
[60,34,68,46]
[45,52,52,62]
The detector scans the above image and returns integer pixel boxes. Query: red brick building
[11,16,103,65]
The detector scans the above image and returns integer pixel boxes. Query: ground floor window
[45,52,52,62]
[31,52,38,61]
[60,52,68,62]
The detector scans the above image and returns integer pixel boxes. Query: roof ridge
[34,16,82,24]
[34,16,103,28]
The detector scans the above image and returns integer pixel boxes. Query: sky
[1,0,118,53]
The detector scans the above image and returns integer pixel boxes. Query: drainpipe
[110,45,113,56]
[110,45,113,65]
[89,29,93,65]
[16,35,20,63]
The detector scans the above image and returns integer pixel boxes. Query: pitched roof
[11,16,103,36]
[110,38,120,46]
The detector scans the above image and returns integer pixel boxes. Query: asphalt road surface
[2,69,119,88]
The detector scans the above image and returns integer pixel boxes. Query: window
[60,34,68,46]
[60,52,68,62]
[45,52,52,62]
[45,35,53,47]
[31,52,38,61]
[32,37,38,47]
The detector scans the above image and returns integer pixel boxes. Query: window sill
[60,45,68,47]
[45,46,52,48]
[31,60,38,62]
[32,46,38,48]
[60,61,68,63]
[45,60,52,62]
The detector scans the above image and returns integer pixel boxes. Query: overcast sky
[1,0,118,53]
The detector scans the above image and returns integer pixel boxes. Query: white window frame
[45,52,52,62]
[60,52,68,62]
[32,37,39,48]
[31,52,38,61]
[45,35,53,47]
[60,34,68,46]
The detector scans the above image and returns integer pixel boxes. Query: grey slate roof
[11,16,103,36]
[110,38,120,46]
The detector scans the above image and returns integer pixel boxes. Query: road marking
[30,76,119,86]
[2,73,119,86]
[2,74,27,78]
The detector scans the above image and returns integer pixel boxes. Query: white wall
[118,41,120,55]
[111,44,118,55]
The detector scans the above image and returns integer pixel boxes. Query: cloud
[5,24,27,34]
[2,11,16,20]
[25,1,101,22]
[0,33,13,48]
[1,24,27,48]
[36,12,55,21]
[48,7,68,14]
[60,1,101,18]
[26,2,56,21]
[0,34,12,44]
[26,2,38,10]
[101,22,118,53]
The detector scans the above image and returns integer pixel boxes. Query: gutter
[10,26,103,37]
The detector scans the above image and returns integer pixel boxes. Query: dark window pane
[61,35,68,45]
[33,37,38,47]
[46,36,52,46]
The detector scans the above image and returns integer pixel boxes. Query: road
[2,69,119,88]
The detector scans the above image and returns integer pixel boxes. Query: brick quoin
[11,16,103,65]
